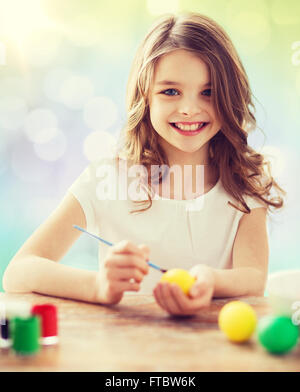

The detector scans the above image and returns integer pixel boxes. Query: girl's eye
[161,88,179,96]
[202,89,211,97]
[160,88,212,97]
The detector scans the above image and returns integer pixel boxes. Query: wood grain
[0,292,299,372]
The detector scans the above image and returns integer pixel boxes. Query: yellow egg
[218,301,257,343]
[160,268,196,295]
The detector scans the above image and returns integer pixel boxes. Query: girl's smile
[169,121,209,135]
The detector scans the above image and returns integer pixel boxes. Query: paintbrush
[73,225,167,273]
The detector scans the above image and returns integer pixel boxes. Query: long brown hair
[115,12,286,215]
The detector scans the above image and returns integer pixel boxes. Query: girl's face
[148,49,222,165]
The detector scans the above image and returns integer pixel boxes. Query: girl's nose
[178,98,204,117]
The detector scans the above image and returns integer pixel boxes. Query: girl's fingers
[112,267,144,283]
[154,283,170,312]
[154,282,183,313]
[113,240,149,260]
[116,280,140,293]
[160,283,182,314]
[189,281,208,298]
[168,284,204,316]
[169,284,192,313]
[187,288,213,310]
[100,278,140,304]
[154,282,212,315]
[153,286,166,310]
[106,253,149,275]
[138,244,150,261]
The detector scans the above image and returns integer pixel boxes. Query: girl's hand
[94,240,150,305]
[153,264,215,316]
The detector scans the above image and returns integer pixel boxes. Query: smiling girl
[3,12,285,316]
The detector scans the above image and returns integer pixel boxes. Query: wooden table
[0,292,299,372]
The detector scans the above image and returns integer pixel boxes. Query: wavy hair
[115,12,286,215]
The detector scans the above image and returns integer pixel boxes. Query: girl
[3,12,285,316]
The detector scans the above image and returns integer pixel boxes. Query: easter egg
[257,315,299,354]
[160,268,195,295]
[218,301,257,343]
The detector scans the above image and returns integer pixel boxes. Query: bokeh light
[83,96,119,131]
[0,96,28,130]
[60,74,94,110]
[0,76,29,100]
[83,130,118,161]
[33,128,67,161]
[32,127,59,145]
[43,67,73,102]
[24,108,58,144]
[291,41,300,66]
[11,138,54,183]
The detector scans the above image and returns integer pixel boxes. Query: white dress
[68,157,268,294]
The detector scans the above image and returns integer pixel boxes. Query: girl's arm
[154,207,269,315]
[2,193,99,303]
[213,206,269,297]
[3,193,150,304]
